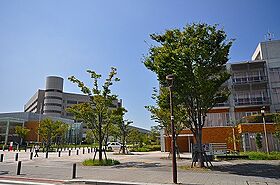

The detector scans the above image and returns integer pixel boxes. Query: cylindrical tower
[43,76,63,117]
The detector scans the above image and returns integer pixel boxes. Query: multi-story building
[163,39,280,152]
[24,76,122,119]
[206,39,280,127]
[24,76,122,141]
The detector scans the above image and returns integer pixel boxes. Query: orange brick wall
[238,123,275,133]
[164,123,276,152]
[165,127,239,152]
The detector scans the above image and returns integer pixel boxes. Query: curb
[0,176,64,184]
[64,179,174,185]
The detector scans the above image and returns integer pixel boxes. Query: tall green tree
[67,67,120,161]
[144,23,233,167]
[15,126,30,146]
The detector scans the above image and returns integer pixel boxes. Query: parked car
[107,142,122,151]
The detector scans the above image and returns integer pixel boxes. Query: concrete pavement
[0,149,279,185]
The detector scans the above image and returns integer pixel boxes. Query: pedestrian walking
[34,144,40,157]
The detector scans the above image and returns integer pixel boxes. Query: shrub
[82,159,120,166]
[130,145,161,152]
[242,152,280,160]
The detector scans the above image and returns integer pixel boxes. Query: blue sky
[0,0,279,129]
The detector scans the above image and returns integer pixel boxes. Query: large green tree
[144,23,233,167]
[67,67,120,161]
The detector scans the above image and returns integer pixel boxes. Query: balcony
[232,76,267,85]
[234,97,269,106]
[214,102,230,107]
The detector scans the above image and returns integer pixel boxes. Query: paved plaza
[0,149,279,185]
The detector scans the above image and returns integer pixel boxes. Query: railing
[232,76,267,84]
[234,97,269,106]
[214,102,229,107]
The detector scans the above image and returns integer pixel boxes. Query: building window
[44,103,62,107]
[45,89,63,93]
[45,96,62,100]
[67,100,77,104]
[43,110,61,114]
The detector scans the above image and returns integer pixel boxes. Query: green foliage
[255,133,263,150]
[242,152,280,160]
[38,119,69,146]
[67,67,120,161]
[85,130,95,144]
[130,145,161,152]
[82,159,120,166]
[15,126,30,140]
[110,107,132,154]
[273,114,280,142]
[127,129,146,147]
[150,125,160,145]
[240,113,275,123]
[144,23,233,167]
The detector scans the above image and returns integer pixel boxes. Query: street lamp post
[166,74,177,184]
[261,107,270,154]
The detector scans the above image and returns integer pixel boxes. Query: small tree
[67,67,120,161]
[15,126,30,147]
[38,119,68,151]
[149,126,160,145]
[111,107,132,154]
[128,129,142,147]
[255,133,263,151]
[273,114,280,142]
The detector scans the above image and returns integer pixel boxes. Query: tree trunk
[98,115,103,161]
[195,128,204,168]
[122,135,126,154]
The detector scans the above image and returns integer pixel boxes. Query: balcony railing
[234,97,269,106]
[214,102,230,107]
[232,76,267,85]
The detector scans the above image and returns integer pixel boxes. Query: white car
[107,142,122,151]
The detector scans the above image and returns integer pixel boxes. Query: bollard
[0,154,4,162]
[76,150,79,155]
[58,151,61,157]
[88,148,90,153]
[83,148,85,154]
[46,151,49,158]
[30,152,33,160]
[15,153,19,161]
[69,150,71,156]
[91,147,93,153]
[17,161,22,175]
[72,163,76,179]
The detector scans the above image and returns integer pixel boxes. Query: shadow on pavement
[211,163,280,179]
[0,171,9,175]
[113,162,161,169]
